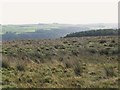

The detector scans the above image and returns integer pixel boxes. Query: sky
[0,0,119,25]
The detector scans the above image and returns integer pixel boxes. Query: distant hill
[2,27,87,40]
[65,29,118,38]
[2,23,117,34]
[2,23,118,40]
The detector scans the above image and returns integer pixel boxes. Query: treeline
[65,29,118,37]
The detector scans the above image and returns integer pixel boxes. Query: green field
[1,24,68,34]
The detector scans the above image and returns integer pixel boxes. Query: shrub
[99,40,106,44]
[54,45,65,49]
[37,48,41,52]
[2,50,8,55]
[27,78,33,83]
[2,60,10,68]
[71,50,79,56]
[99,49,109,55]
[111,49,119,55]
[16,62,25,71]
[111,40,115,43]
[63,41,68,44]
[44,76,53,83]
[88,48,97,54]
[72,40,77,43]
[59,57,64,61]
[108,44,114,47]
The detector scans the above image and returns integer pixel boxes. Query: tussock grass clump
[73,61,82,76]
[63,57,82,76]
[73,64,82,76]
[104,66,116,77]
[63,59,72,68]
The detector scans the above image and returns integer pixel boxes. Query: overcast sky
[1,0,118,24]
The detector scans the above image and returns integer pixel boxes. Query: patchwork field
[1,36,119,88]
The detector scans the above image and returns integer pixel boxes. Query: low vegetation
[1,36,119,88]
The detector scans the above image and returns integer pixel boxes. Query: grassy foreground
[1,36,119,88]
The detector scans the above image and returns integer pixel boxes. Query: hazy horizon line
[1,22,118,25]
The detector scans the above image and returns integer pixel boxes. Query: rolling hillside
[2,36,119,88]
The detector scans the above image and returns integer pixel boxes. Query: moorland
[1,30,119,88]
